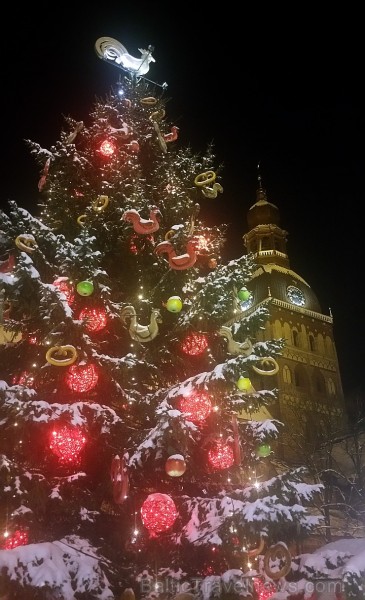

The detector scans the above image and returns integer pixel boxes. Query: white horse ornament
[120,305,162,343]
[95,37,155,76]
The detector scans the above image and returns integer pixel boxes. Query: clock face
[286,285,305,306]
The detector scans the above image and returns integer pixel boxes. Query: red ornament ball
[12,371,35,387]
[49,425,86,465]
[181,332,208,356]
[3,528,29,550]
[165,454,186,477]
[253,577,277,600]
[65,363,99,393]
[99,140,117,158]
[208,439,235,470]
[53,277,75,305]
[180,392,212,425]
[130,233,154,254]
[79,306,107,332]
[141,493,178,537]
[99,139,116,157]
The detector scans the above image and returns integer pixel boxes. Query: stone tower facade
[235,178,346,462]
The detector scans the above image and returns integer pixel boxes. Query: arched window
[309,334,316,352]
[283,365,292,384]
[312,370,326,395]
[261,236,271,250]
[292,329,299,347]
[327,378,336,396]
[294,364,309,388]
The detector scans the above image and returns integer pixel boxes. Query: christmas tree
[0,37,323,600]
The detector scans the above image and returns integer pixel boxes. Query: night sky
[3,6,363,403]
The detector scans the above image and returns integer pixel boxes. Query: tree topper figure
[95,37,155,76]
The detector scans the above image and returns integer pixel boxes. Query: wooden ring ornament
[247,536,265,557]
[150,108,166,122]
[194,171,216,187]
[92,195,109,212]
[263,542,291,580]
[165,229,175,241]
[77,214,87,226]
[15,235,38,253]
[140,96,157,106]
[46,345,78,366]
[252,357,279,376]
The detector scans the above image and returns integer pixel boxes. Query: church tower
[238,173,347,462]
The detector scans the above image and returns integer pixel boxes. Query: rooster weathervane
[95,36,166,88]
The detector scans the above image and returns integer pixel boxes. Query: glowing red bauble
[12,371,35,387]
[53,277,75,305]
[99,139,116,157]
[165,454,186,477]
[180,392,212,425]
[3,528,29,550]
[181,332,208,356]
[130,233,154,254]
[141,493,178,537]
[208,439,235,470]
[253,577,277,600]
[79,306,107,332]
[49,426,86,465]
[195,235,210,252]
[65,363,99,393]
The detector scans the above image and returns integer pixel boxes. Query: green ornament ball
[236,376,251,391]
[76,280,94,296]
[166,296,183,313]
[237,287,251,302]
[256,443,271,458]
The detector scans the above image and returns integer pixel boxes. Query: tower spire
[256,161,268,203]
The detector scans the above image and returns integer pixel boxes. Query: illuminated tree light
[65,363,99,393]
[3,528,29,550]
[98,139,116,157]
[180,392,212,425]
[141,493,178,537]
[12,371,35,387]
[181,332,208,356]
[49,426,86,465]
[195,235,210,252]
[253,577,277,600]
[208,439,235,470]
[79,306,107,332]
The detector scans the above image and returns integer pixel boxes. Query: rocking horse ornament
[120,305,162,343]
